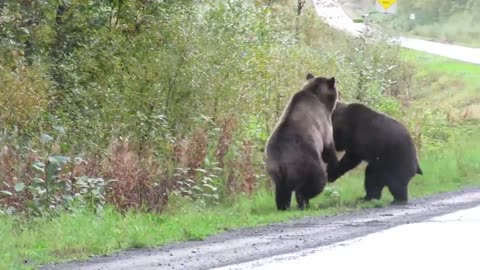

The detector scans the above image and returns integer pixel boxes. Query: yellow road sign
[377,0,397,10]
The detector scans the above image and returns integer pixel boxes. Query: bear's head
[304,73,338,112]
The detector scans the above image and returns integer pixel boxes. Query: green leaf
[45,162,61,182]
[32,161,46,173]
[19,27,30,35]
[6,206,16,215]
[203,184,217,191]
[60,142,70,153]
[14,183,25,192]
[74,157,85,164]
[63,195,74,202]
[53,126,66,134]
[32,177,45,184]
[40,134,54,144]
[48,155,71,165]
[0,190,13,196]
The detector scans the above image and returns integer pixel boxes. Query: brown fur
[265,73,339,210]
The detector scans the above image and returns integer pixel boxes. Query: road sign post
[375,0,397,14]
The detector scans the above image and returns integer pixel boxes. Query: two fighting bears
[266,73,422,210]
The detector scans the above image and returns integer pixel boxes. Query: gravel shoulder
[43,187,480,270]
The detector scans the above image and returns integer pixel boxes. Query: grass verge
[402,49,480,120]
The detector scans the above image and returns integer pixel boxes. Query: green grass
[404,50,480,78]
[402,49,480,119]
[2,126,480,270]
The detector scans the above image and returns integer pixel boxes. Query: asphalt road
[43,188,480,270]
[392,37,480,64]
[313,0,480,64]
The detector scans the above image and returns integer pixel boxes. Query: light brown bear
[265,73,339,210]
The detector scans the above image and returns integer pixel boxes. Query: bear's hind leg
[298,169,326,210]
[275,184,292,211]
[388,182,408,205]
[295,191,307,210]
[364,163,385,201]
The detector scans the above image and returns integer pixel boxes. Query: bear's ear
[327,77,336,88]
[306,73,315,80]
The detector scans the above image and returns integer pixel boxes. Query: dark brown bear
[329,102,423,205]
[265,73,339,211]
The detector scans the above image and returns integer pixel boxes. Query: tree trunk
[47,2,69,110]
[295,0,306,40]
[0,0,5,16]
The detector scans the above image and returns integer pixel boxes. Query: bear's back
[339,103,416,160]
[344,103,410,137]
[266,90,329,158]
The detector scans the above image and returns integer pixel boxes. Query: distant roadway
[313,0,480,65]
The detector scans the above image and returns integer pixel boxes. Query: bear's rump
[368,151,418,181]
[283,159,327,190]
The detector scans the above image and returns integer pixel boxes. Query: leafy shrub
[0,132,110,216]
